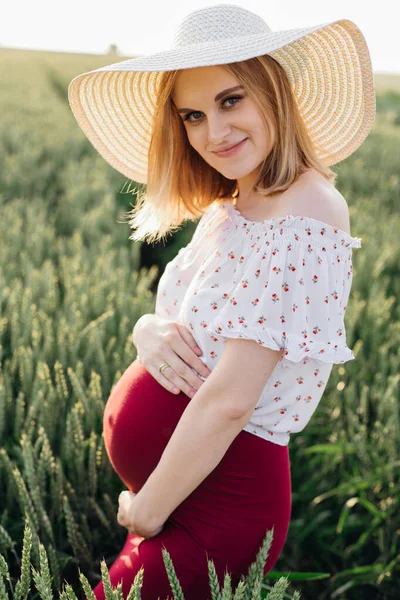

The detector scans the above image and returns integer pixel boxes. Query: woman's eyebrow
[177,85,244,114]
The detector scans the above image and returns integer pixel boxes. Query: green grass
[0,47,399,599]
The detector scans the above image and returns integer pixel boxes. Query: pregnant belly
[103,359,191,493]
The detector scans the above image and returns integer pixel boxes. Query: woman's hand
[117,490,164,539]
[132,314,212,398]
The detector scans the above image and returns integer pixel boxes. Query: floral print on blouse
[155,200,362,446]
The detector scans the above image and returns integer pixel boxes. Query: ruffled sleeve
[205,216,361,367]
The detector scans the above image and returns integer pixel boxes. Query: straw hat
[68,3,375,183]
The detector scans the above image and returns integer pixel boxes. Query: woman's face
[171,65,275,183]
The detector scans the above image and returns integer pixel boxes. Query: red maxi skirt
[94,359,292,600]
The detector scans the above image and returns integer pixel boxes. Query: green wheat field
[0,48,399,600]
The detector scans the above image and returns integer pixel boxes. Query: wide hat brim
[68,18,376,183]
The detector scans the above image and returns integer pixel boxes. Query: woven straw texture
[68,4,376,183]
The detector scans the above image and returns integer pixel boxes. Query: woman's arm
[133,338,284,531]
[133,379,252,530]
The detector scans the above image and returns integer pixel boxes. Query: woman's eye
[183,95,243,124]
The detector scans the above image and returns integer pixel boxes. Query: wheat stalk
[64,582,79,600]
[88,431,98,497]
[47,544,61,594]
[265,577,290,599]
[206,559,222,600]
[100,560,115,600]
[221,571,232,599]
[233,580,247,599]
[14,523,32,600]
[161,546,185,600]
[78,569,97,600]
[0,525,14,556]
[31,542,53,600]
[126,567,144,600]
[0,573,8,600]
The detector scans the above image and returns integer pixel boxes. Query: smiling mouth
[213,138,248,156]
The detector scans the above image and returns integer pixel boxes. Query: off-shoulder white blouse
[155,200,362,446]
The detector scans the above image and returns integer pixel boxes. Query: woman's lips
[213,138,248,158]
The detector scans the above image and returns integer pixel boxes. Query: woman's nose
[207,115,231,144]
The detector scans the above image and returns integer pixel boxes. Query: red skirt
[94,359,292,600]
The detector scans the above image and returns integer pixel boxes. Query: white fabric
[155,200,362,446]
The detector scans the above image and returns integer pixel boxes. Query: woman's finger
[175,323,203,355]
[174,326,211,379]
[146,363,182,395]
[160,346,209,392]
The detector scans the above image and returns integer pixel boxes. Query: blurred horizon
[2,0,399,75]
[1,45,399,78]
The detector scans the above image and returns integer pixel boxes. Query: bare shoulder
[285,170,351,236]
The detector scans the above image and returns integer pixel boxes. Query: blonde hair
[125,54,337,244]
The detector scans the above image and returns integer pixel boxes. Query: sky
[2,0,399,74]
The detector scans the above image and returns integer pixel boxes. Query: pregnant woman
[68,4,374,598]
